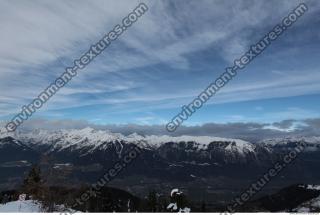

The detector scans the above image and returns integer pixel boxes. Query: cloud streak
[0,0,319,124]
[1,117,319,142]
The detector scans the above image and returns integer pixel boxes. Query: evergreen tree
[146,190,157,212]
[22,165,42,199]
[158,195,168,212]
[167,189,190,212]
[201,201,206,212]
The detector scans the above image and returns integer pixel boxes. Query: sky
[0,0,320,132]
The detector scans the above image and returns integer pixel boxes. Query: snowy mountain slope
[0,127,319,176]
[294,196,320,212]
[260,136,320,147]
[293,185,320,212]
[0,127,257,156]
[2,127,319,153]
[0,128,320,202]
[1,127,319,166]
[302,185,320,190]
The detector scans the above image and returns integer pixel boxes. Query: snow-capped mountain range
[0,127,257,156]
[1,127,320,203]
[0,127,319,166]
[1,127,319,164]
[2,127,319,151]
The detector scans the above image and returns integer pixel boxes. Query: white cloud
[0,0,318,119]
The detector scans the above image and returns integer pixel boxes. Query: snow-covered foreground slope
[294,196,320,212]
[293,185,320,212]
[0,200,77,213]
[0,200,41,212]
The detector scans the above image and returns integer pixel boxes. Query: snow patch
[179,207,191,213]
[293,195,320,212]
[170,188,180,197]
[0,200,41,212]
[299,184,320,191]
[306,185,320,190]
[167,203,177,210]
[0,199,77,213]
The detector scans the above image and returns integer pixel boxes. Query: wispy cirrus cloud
[0,0,320,125]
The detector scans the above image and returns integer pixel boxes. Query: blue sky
[0,0,320,127]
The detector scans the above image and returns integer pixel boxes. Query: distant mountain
[1,127,320,167]
[0,128,320,204]
[260,136,320,150]
[1,127,258,156]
